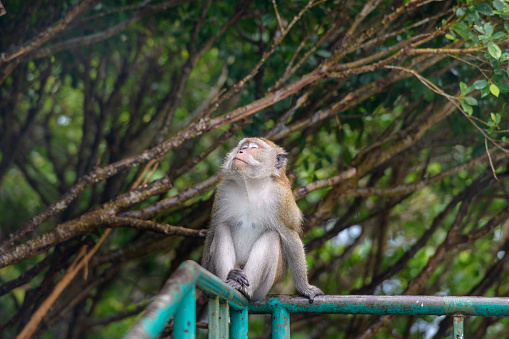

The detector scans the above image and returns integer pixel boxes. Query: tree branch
[0,0,99,63]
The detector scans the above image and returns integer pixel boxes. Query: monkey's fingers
[225,278,250,299]
[225,279,250,299]
[227,269,250,286]
[226,278,242,290]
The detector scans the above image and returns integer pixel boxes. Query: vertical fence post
[453,315,464,339]
[272,306,290,339]
[219,301,229,338]
[173,285,196,338]
[208,296,220,339]
[230,307,248,338]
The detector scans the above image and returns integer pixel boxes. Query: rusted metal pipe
[453,315,465,339]
[249,295,509,317]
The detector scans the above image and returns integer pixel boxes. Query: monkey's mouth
[233,157,248,164]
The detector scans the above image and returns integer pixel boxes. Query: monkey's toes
[303,285,324,304]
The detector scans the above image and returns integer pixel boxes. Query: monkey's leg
[209,222,236,281]
[241,230,282,301]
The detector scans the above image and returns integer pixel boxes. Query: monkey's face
[231,140,262,170]
[222,138,288,179]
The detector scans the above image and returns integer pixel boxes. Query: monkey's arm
[201,229,213,270]
[281,231,323,303]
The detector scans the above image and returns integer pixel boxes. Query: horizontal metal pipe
[249,295,509,317]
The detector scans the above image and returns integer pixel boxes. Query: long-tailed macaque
[202,138,323,302]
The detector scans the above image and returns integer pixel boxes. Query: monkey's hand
[301,285,324,304]
[225,269,250,292]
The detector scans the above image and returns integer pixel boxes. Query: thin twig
[272,0,285,33]
[485,138,499,181]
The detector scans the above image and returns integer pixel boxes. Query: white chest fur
[216,177,280,264]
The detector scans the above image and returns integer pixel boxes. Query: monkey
[202,137,323,302]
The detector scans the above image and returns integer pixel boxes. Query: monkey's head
[222,138,288,179]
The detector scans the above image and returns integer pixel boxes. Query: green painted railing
[125,260,509,338]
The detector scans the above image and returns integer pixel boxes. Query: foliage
[1,0,509,338]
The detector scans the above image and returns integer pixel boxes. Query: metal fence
[125,260,509,338]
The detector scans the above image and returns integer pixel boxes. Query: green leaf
[492,31,506,40]
[493,0,504,10]
[479,35,489,44]
[468,10,482,26]
[461,101,473,115]
[464,96,478,106]
[505,22,509,32]
[490,83,500,97]
[473,80,489,89]
[495,81,509,93]
[460,82,468,95]
[481,86,491,98]
[507,63,509,77]
[488,42,502,59]
[456,7,466,17]
[484,23,494,36]
[489,57,500,69]
[450,22,472,40]
[474,2,493,15]
[491,112,501,124]
[474,25,485,34]
[445,33,455,40]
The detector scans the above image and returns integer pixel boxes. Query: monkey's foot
[225,269,250,296]
[301,285,324,304]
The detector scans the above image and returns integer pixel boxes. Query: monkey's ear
[276,153,288,169]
